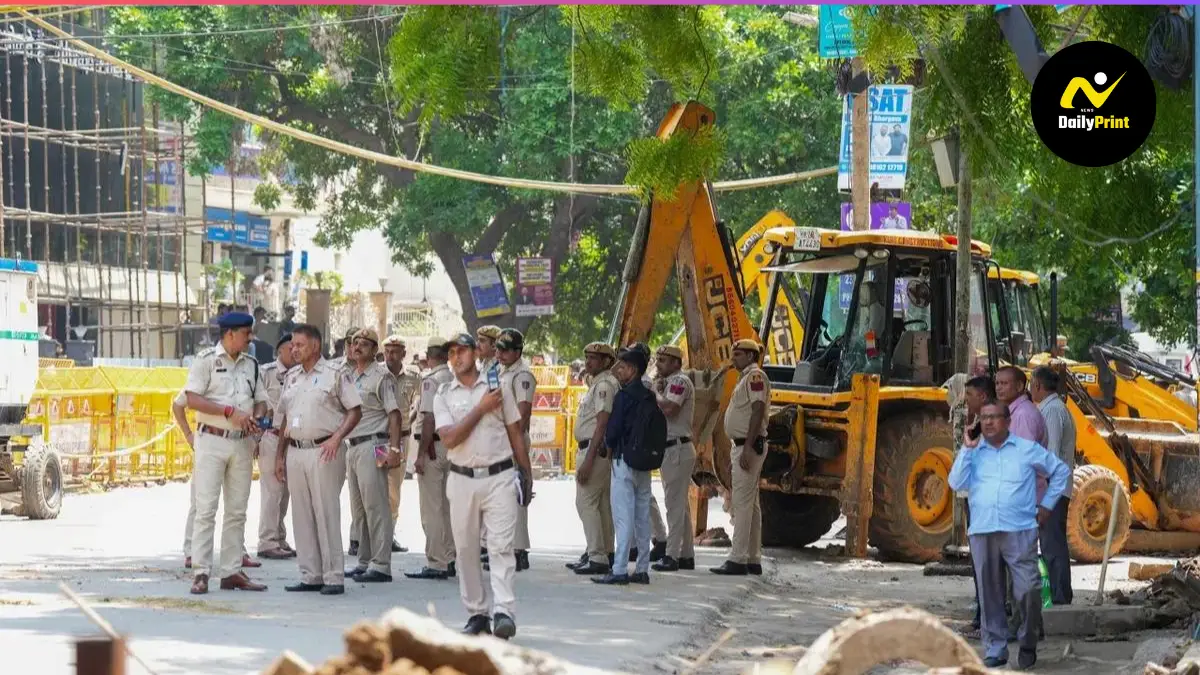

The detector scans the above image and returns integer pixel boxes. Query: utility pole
[851,58,871,231]
[953,139,972,372]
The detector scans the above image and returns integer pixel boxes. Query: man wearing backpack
[593,348,667,586]
[711,339,770,577]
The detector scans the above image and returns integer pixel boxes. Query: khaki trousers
[650,496,667,542]
[184,476,246,558]
[574,449,614,564]
[347,441,393,574]
[257,430,289,553]
[417,444,455,571]
[288,446,347,585]
[514,505,530,550]
[661,442,697,558]
[728,442,767,564]
[448,468,519,619]
[191,433,254,579]
[388,465,405,540]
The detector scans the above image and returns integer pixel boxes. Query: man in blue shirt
[593,348,654,586]
[948,400,1070,669]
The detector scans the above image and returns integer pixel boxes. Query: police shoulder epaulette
[244,352,259,364]
[197,347,216,358]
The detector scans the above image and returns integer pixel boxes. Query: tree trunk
[953,140,972,374]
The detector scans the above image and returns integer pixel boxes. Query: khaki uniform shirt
[349,361,400,438]
[277,358,363,441]
[433,375,521,468]
[183,343,267,431]
[502,358,538,447]
[261,360,294,429]
[655,371,695,439]
[575,370,619,442]
[391,366,421,435]
[419,363,455,444]
[724,364,770,440]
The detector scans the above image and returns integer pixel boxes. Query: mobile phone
[487,364,500,391]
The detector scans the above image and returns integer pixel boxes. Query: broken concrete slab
[1042,604,1149,637]
[1130,563,1177,581]
[1178,641,1200,669]
[1120,637,1185,675]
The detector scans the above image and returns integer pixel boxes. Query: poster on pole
[515,257,555,317]
[818,5,856,59]
[462,253,510,318]
[838,202,912,312]
[837,85,914,192]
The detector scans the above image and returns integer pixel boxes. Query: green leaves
[625,127,726,202]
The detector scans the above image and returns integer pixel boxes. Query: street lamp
[930,132,961,189]
[782,11,818,28]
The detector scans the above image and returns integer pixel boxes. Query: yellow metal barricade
[38,357,75,369]
[100,366,188,484]
[27,367,115,483]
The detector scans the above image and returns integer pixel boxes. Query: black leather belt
[733,437,765,454]
[289,435,332,449]
[413,433,440,442]
[198,424,249,440]
[449,458,514,478]
[665,436,692,447]
[347,431,389,446]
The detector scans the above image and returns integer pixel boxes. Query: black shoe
[983,656,1008,668]
[748,563,763,576]
[628,547,639,562]
[320,585,345,596]
[652,556,679,572]
[631,572,650,584]
[573,561,612,575]
[347,540,359,556]
[345,566,368,578]
[480,547,489,564]
[462,614,491,636]
[566,552,589,570]
[649,540,666,562]
[710,561,749,576]
[607,552,615,567]
[592,573,630,585]
[1017,648,1036,670]
[448,561,456,578]
[516,550,529,572]
[285,582,324,592]
[493,612,516,640]
[391,540,407,553]
[356,570,393,583]
[404,567,449,580]
[678,557,695,570]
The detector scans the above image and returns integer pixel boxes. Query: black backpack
[623,389,668,471]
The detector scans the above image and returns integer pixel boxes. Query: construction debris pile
[1115,557,1200,632]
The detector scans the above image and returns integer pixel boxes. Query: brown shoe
[190,574,209,595]
[220,572,267,591]
[241,555,263,568]
[257,548,292,560]
[184,556,192,569]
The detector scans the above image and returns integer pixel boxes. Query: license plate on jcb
[794,227,821,252]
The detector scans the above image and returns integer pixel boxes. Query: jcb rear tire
[869,413,955,563]
[1067,465,1130,564]
[19,442,63,520]
[760,491,842,548]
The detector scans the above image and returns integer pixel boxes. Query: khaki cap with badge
[584,342,616,359]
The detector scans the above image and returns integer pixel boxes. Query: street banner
[515,257,555,317]
[462,253,510,318]
[818,5,855,59]
[837,85,914,192]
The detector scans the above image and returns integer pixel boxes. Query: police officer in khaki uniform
[405,337,458,580]
[568,342,619,575]
[651,344,696,572]
[495,328,537,572]
[273,324,363,595]
[183,312,269,595]
[383,335,420,551]
[257,333,298,560]
[343,328,403,582]
[433,333,534,640]
[474,325,502,565]
[711,338,770,576]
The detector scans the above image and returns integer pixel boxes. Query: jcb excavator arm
[736,210,806,366]
[610,101,757,496]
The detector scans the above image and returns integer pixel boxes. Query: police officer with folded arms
[343,328,403,583]
[273,324,363,595]
[433,333,533,639]
[406,337,457,580]
[183,311,269,595]
[711,338,770,576]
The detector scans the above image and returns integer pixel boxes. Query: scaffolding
[0,11,210,360]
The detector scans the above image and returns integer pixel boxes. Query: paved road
[0,478,743,675]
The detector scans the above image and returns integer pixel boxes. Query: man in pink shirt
[996,367,1047,446]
